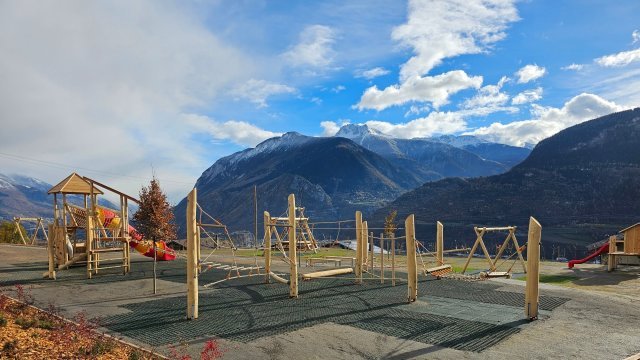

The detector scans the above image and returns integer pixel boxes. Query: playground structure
[461,226,527,278]
[12,217,48,245]
[608,223,640,271]
[185,190,543,321]
[566,222,640,270]
[45,173,176,280]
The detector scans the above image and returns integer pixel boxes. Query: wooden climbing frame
[461,225,526,275]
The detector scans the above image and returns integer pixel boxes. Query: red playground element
[568,243,609,269]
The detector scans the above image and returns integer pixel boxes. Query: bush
[88,338,116,356]
[0,313,6,327]
[2,339,18,356]
[15,317,36,329]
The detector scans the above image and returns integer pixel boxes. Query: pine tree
[133,178,177,241]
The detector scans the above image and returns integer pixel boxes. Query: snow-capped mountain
[0,173,52,221]
[334,124,525,178]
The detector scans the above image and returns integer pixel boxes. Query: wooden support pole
[362,221,369,271]
[86,216,93,279]
[264,211,272,283]
[47,224,56,279]
[369,231,374,272]
[187,188,199,320]
[355,211,363,283]
[608,235,616,272]
[391,235,396,286]
[380,233,384,284]
[525,217,541,320]
[405,214,418,302]
[436,221,444,265]
[288,194,298,298]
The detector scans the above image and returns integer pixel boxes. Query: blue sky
[1,0,639,201]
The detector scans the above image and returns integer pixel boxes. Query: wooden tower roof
[619,223,640,234]
[47,173,103,195]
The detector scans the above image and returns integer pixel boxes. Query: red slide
[568,243,609,269]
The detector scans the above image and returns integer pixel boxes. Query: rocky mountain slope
[373,108,640,251]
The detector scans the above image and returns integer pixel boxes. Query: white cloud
[595,48,640,67]
[392,0,519,80]
[632,30,639,44]
[283,25,336,69]
[365,112,468,138]
[462,76,510,109]
[515,64,546,83]
[231,79,296,108]
[183,114,280,147]
[332,85,346,93]
[469,93,623,146]
[562,63,584,71]
[0,1,256,200]
[310,97,323,105]
[511,87,543,105]
[356,67,390,80]
[320,119,352,137]
[355,70,482,111]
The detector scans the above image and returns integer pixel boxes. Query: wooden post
[380,233,384,284]
[405,215,418,302]
[47,224,56,279]
[62,194,69,263]
[391,235,396,286]
[362,221,368,273]
[436,221,444,265]
[355,211,363,283]
[264,211,271,283]
[369,231,374,272]
[525,217,541,320]
[86,216,93,279]
[187,188,199,320]
[288,194,298,298]
[608,235,616,272]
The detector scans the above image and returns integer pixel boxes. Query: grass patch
[304,248,354,258]
[14,317,36,329]
[515,274,578,284]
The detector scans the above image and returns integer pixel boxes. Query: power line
[0,151,194,185]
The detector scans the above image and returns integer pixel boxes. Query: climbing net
[196,203,263,287]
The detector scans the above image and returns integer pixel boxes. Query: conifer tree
[133,177,177,241]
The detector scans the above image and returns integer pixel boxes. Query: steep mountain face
[0,174,52,220]
[174,133,424,232]
[335,124,529,179]
[373,108,640,249]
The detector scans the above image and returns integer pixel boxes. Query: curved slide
[95,207,176,261]
[568,243,609,269]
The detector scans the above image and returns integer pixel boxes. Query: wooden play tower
[46,173,138,279]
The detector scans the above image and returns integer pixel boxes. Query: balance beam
[269,272,290,284]
[302,267,353,280]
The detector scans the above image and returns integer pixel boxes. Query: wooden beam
[47,224,56,279]
[405,214,418,303]
[288,194,298,298]
[362,221,369,270]
[436,221,443,265]
[391,235,396,287]
[525,217,541,320]
[355,211,363,283]
[302,267,353,280]
[269,271,289,284]
[187,188,199,320]
[264,211,271,283]
[380,232,384,284]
